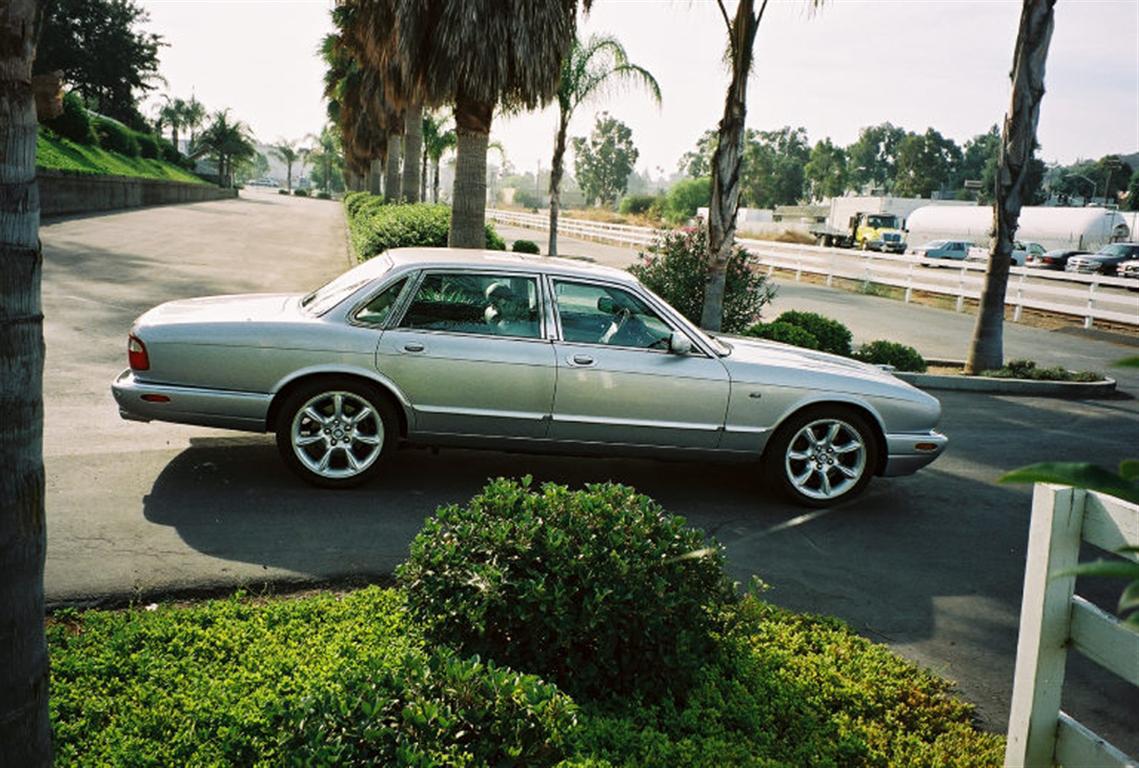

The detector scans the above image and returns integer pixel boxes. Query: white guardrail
[489,209,1139,329]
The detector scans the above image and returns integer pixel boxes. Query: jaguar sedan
[112,248,946,507]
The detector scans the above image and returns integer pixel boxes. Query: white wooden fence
[1004,484,1139,768]
[489,209,1139,328]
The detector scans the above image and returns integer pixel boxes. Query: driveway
[43,198,1139,752]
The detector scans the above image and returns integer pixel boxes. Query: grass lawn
[37,130,207,185]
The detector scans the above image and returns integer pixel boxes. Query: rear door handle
[570,354,595,367]
[403,342,425,353]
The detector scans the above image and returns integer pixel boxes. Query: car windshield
[867,215,898,229]
[922,240,947,249]
[301,255,394,315]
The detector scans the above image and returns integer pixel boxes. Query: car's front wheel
[766,407,878,507]
[275,379,397,488]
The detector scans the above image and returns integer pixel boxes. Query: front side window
[554,280,673,349]
[399,272,541,339]
[354,278,408,326]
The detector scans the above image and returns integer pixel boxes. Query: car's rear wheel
[275,379,397,488]
[766,407,878,507]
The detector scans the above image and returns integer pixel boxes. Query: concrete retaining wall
[38,169,237,217]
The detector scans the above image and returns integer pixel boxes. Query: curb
[894,359,1118,398]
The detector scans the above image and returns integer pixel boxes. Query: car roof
[384,247,636,283]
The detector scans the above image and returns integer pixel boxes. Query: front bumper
[112,369,271,432]
[881,430,948,477]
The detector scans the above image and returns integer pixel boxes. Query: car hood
[719,335,882,378]
[136,293,298,327]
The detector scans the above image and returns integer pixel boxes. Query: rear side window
[398,273,541,339]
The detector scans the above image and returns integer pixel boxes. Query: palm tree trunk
[401,103,423,203]
[0,1,52,764]
[172,125,179,154]
[385,134,401,203]
[370,157,382,196]
[420,145,427,202]
[432,158,441,203]
[286,161,293,192]
[548,113,570,257]
[701,0,762,331]
[450,95,493,248]
[965,0,1055,374]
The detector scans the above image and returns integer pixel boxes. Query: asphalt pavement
[41,195,1139,751]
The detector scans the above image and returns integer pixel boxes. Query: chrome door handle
[571,354,595,367]
[403,342,425,353]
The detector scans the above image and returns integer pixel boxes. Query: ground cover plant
[345,193,506,260]
[49,480,1005,767]
[980,359,1102,382]
[37,129,204,184]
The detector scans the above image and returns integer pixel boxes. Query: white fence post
[1013,270,1026,323]
[956,265,967,313]
[904,262,914,303]
[1085,282,1097,330]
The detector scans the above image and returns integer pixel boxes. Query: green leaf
[1119,581,1139,613]
[1114,356,1139,368]
[1000,462,1139,503]
[1054,560,1139,580]
[1119,460,1139,482]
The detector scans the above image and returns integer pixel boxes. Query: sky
[140,0,1139,176]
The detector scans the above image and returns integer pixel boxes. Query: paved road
[42,198,1138,752]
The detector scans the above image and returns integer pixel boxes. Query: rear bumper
[881,430,948,477]
[111,369,271,432]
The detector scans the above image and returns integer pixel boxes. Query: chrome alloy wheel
[290,391,384,480]
[783,418,867,502]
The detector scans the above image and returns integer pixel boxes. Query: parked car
[1118,258,1139,290]
[112,248,947,507]
[1026,249,1089,270]
[1065,243,1139,275]
[963,241,1037,266]
[913,240,972,262]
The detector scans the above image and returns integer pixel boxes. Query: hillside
[37,130,207,185]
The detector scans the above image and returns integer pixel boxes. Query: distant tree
[804,138,847,200]
[195,110,257,188]
[1126,170,1139,211]
[236,152,270,184]
[959,125,1000,191]
[677,129,717,179]
[306,124,344,194]
[572,112,640,208]
[182,96,206,145]
[156,96,188,153]
[846,122,906,193]
[893,128,962,198]
[663,176,712,224]
[741,126,810,208]
[422,112,456,203]
[35,0,163,128]
[548,33,660,256]
[270,140,301,191]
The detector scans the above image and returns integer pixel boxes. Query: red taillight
[128,335,150,371]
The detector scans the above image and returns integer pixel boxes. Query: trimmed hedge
[512,238,541,254]
[346,197,506,259]
[744,320,820,349]
[397,478,736,702]
[775,310,853,357]
[854,340,927,372]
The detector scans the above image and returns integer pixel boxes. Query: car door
[376,270,556,438]
[547,277,730,449]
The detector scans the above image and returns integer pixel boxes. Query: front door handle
[570,354,595,367]
[403,342,425,353]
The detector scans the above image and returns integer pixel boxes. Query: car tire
[275,378,398,488]
[765,406,879,508]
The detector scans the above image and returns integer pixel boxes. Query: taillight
[128,334,150,371]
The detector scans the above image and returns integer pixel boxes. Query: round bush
[854,340,927,372]
[277,188,289,195]
[511,239,541,254]
[293,188,309,197]
[136,133,160,159]
[663,177,711,224]
[43,91,96,145]
[316,191,331,200]
[156,137,180,163]
[618,194,661,216]
[93,116,140,157]
[629,227,775,334]
[775,310,852,356]
[397,478,736,702]
[485,223,507,250]
[744,321,820,349]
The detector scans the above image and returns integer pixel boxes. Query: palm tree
[547,34,660,256]
[386,0,592,247]
[196,110,256,188]
[158,96,188,152]
[0,1,52,763]
[183,96,206,147]
[423,112,456,203]
[270,140,301,191]
[965,0,1056,373]
[306,125,341,194]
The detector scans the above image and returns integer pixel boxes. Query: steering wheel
[599,307,631,345]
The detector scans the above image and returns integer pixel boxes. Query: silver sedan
[112,248,946,506]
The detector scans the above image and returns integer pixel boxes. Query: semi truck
[808,196,973,253]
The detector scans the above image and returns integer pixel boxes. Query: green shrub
[348,202,505,259]
[618,193,661,216]
[93,116,140,157]
[397,478,736,702]
[981,359,1101,382]
[512,186,544,209]
[343,190,379,216]
[512,238,541,254]
[282,649,577,767]
[294,188,309,197]
[775,310,852,357]
[316,191,331,200]
[744,321,820,349]
[854,340,927,372]
[629,227,775,334]
[663,177,711,224]
[135,132,160,159]
[278,188,289,195]
[43,91,96,145]
[156,136,180,163]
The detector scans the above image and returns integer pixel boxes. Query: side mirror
[668,331,693,355]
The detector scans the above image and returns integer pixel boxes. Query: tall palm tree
[0,0,52,763]
[388,0,593,247]
[422,112,456,203]
[196,110,256,188]
[700,0,766,331]
[183,95,206,147]
[547,34,660,256]
[965,0,1056,373]
[270,140,301,191]
[158,96,188,152]
[306,125,342,194]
